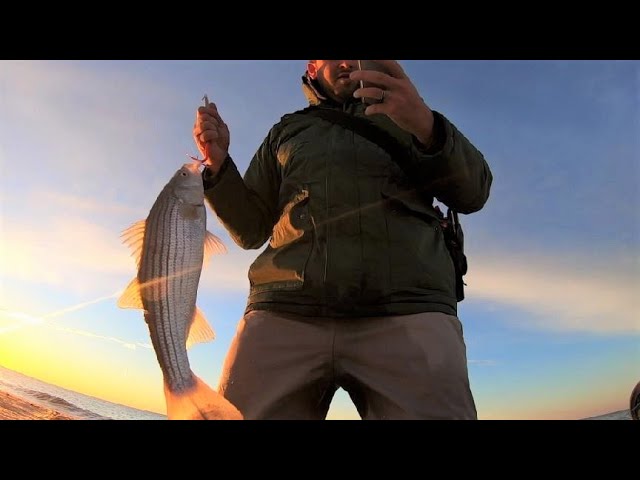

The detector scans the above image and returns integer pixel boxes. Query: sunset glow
[1,60,638,420]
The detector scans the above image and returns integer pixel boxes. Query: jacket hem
[243,299,457,319]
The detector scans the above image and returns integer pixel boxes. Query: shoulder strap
[301,107,416,177]
[300,106,468,302]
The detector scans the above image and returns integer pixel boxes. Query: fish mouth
[184,161,202,174]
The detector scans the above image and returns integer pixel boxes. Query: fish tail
[164,374,243,420]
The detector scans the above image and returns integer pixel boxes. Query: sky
[0,59,638,420]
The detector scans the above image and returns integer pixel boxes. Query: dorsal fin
[121,219,146,268]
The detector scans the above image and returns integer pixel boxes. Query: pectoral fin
[203,230,227,267]
[186,306,216,349]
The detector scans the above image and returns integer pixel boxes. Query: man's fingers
[203,111,224,127]
[197,110,222,122]
[198,102,218,112]
[371,60,407,79]
[193,119,220,137]
[202,119,220,131]
[363,102,386,117]
[349,70,396,89]
[197,113,222,125]
[353,86,386,102]
[194,99,230,158]
[200,130,221,144]
[219,122,230,144]
[197,103,222,121]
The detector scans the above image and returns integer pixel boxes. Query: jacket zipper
[322,102,358,287]
[323,147,330,285]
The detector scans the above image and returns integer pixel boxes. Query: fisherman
[192,60,493,420]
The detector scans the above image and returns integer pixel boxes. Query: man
[193,60,493,420]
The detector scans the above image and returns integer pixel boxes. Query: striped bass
[117,162,243,420]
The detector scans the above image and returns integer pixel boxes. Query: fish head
[171,163,204,205]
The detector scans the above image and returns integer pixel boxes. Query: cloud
[0,311,39,334]
[0,215,134,295]
[0,204,257,302]
[30,191,147,218]
[53,326,152,351]
[199,247,254,293]
[0,61,260,301]
[465,251,640,334]
[4,213,638,335]
[197,243,640,335]
[0,308,151,351]
[2,61,181,141]
[1,61,193,192]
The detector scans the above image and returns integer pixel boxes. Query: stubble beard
[321,76,357,104]
[335,81,358,103]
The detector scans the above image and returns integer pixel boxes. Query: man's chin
[334,85,357,100]
[336,77,356,88]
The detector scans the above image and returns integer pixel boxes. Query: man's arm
[202,132,281,250]
[350,60,493,214]
[407,111,493,214]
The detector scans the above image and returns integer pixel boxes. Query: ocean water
[585,410,632,420]
[0,365,166,420]
[1,365,633,420]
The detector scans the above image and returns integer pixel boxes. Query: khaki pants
[217,310,477,420]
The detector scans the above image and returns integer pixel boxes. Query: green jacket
[203,74,493,318]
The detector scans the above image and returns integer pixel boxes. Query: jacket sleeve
[406,111,493,214]
[202,129,281,250]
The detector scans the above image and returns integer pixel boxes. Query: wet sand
[0,389,76,420]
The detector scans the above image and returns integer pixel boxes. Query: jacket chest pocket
[248,189,315,293]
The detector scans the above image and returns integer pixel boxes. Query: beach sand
[0,389,76,420]
[0,385,633,420]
